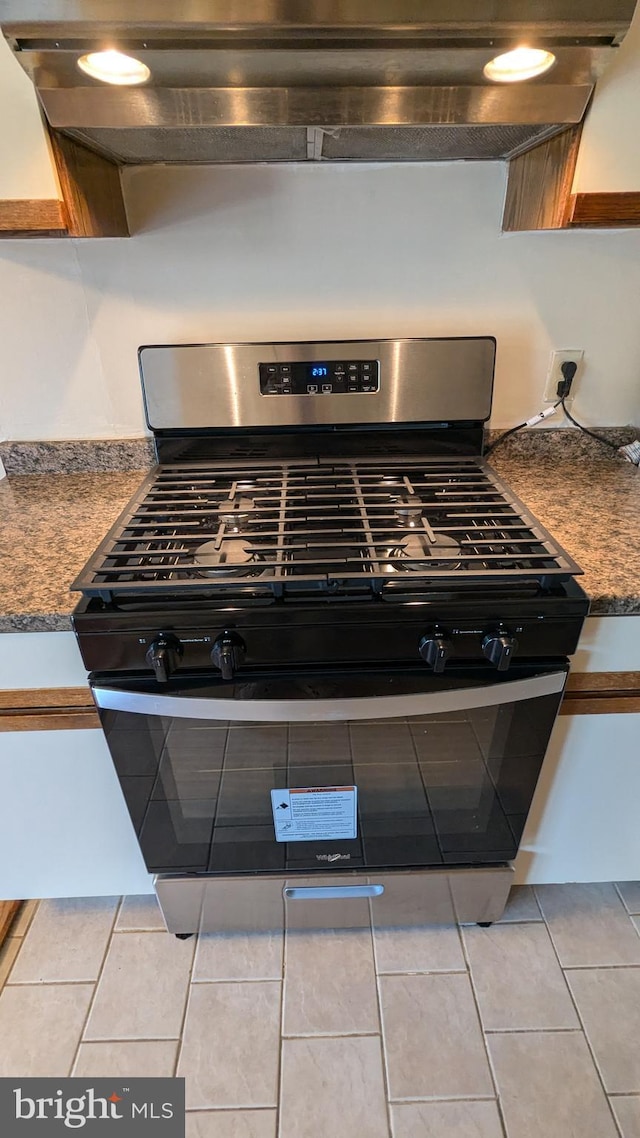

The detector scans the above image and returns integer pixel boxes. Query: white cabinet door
[0,729,153,899]
[516,712,640,884]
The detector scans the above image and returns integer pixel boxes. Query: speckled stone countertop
[0,437,638,632]
[0,472,144,633]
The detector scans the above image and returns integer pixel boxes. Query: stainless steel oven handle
[284,885,384,901]
[92,671,566,722]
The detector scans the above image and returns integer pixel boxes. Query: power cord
[484,403,560,457]
[485,361,620,458]
[556,360,619,453]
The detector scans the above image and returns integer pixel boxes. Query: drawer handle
[284,885,384,901]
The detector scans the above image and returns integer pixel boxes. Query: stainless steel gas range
[71,338,588,936]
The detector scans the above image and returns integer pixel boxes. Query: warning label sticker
[270,785,358,843]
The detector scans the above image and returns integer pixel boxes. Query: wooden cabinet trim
[0,198,67,236]
[565,192,640,228]
[502,126,640,232]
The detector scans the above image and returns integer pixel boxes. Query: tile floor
[1,884,640,1137]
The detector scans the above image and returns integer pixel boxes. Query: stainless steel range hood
[0,1,636,165]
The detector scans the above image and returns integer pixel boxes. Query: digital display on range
[259,359,379,395]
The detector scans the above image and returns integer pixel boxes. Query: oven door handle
[92,670,566,722]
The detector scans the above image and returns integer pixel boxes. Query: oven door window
[94,664,567,876]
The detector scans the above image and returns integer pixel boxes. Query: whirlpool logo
[0,1078,185,1136]
[316,852,351,861]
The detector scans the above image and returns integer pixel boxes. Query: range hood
[0,1,636,165]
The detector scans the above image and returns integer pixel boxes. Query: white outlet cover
[544,349,584,404]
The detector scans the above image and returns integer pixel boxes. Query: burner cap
[217,495,256,530]
[393,494,423,528]
[194,538,258,577]
[384,532,462,573]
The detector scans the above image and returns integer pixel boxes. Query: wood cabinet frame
[0,125,129,239]
[503,123,640,232]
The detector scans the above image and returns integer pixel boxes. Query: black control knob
[482,627,518,672]
[211,632,246,681]
[419,630,454,674]
[145,633,183,684]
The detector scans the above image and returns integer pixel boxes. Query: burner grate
[72,457,582,600]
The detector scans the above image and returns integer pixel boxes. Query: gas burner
[383,532,463,573]
[193,538,264,578]
[393,495,424,528]
[217,495,256,532]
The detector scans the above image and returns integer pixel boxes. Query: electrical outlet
[544,350,584,406]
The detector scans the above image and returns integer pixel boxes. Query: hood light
[483,47,556,83]
[77,50,150,86]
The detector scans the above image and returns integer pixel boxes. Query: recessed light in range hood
[0,0,635,165]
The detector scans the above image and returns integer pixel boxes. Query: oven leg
[477,922,493,927]
[175,932,194,941]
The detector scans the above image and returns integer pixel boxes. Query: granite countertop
[0,439,638,632]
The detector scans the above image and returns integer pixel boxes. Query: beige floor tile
[611,1097,640,1138]
[9,897,118,984]
[498,885,542,922]
[0,983,93,1077]
[391,1100,503,1138]
[116,895,166,931]
[73,1040,178,1077]
[85,931,194,1040]
[488,1031,618,1138]
[535,884,640,967]
[567,968,640,1093]
[177,981,280,1109]
[617,883,640,915]
[279,1036,388,1138]
[193,931,282,982]
[186,1111,277,1138]
[463,923,578,1030]
[380,972,493,1100]
[373,924,465,974]
[283,928,378,1035]
[0,937,21,988]
[10,900,39,938]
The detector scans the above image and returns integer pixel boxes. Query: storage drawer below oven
[155,865,514,934]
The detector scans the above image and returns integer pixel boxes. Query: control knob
[211,631,246,681]
[145,633,183,684]
[482,627,518,672]
[419,630,453,674]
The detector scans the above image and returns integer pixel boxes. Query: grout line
[7,979,114,988]
[541,908,625,1138]
[186,1107,277,1114]
[172,927,198,1080]
[275,925,286,1138]
[484,1027,582,1035]
[74,1037,180,1044]
[613,884,640,919]
[111,927,169,935]
[562,963,640,970]
[281,1030,381,1040]
[389,1093,498,1105]
[376,968,468,977]
[609,1092,640,1099]
[457,923,509,1138]
[67,897,121,1076]
[191,976,283,984]
[369,919,394,1138]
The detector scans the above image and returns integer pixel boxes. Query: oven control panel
[259,359,380,396]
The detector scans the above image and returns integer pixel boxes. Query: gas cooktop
[71,456,582,604]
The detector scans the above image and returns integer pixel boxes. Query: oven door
[92,662,567,878]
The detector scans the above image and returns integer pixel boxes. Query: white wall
[573,1,640,192]
[0,36,59,200]
[1,161,640,438]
